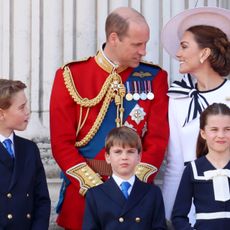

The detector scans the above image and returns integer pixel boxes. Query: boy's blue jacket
[83,176,166,230]
[0,134,51,230]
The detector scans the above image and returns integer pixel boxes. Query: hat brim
[161,7,230,58]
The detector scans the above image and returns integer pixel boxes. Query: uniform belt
[86,159,112,176]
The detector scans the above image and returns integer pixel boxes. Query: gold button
[135,217,141,223]
[26,213,31,219]
[7,214,13,219]
[7,193,12,198]
[119,217,124,223]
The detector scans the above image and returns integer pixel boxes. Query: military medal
[126,93,133,101]
[147,80,154,100]
[133,81,140,101]
[140,81,147,100]
[130,104,146,124]
[125,81,133,101]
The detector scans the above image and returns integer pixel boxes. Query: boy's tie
[120,181,131,199]
[3,139,14,158]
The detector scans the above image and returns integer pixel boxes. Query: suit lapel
[9,134,24,190]
[101,177,126,207]
[120,177,150,215]
[0,142,14,170]
[102,176,151,216]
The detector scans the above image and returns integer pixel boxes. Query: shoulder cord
[63,66,125,147]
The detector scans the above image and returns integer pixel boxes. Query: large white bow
[204,169,230,202]
[167,74,209,126]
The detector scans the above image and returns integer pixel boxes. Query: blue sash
[78,63,160,158]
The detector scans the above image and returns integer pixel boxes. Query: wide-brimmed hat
[161,7,230,58]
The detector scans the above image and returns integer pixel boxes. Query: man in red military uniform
[50,7,169,230]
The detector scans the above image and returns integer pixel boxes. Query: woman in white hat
[161,6,230,227]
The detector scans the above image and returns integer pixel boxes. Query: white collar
[0,133,14,144]
[112,174,135,188]
[100,43,118,69]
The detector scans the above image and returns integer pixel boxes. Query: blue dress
[172,156,230,230]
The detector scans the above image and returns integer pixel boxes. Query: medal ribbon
[78,63,160,158]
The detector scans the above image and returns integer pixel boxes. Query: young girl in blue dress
[172,103,230,230]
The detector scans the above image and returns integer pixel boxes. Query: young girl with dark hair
[172,103,230,230]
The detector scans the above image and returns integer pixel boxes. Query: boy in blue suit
[83,126,166,230]
[0,79,51,230]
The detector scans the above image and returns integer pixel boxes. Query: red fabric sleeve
[50,68,86,187]
[141,69,169,182]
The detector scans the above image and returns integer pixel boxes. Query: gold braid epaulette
[135,162,157,182]
[75,88,113,147]
[63,66,123,147]
[63,66,112,107]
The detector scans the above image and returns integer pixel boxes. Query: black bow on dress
[167,74,209,126]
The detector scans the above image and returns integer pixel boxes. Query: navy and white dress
[172,156,230,230]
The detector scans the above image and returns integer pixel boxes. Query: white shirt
[0,133,14,154]
[112,174,135,195]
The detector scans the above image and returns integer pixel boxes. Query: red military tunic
[50,49,169,229]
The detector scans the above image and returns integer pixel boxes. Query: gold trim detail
[63,66,126,147]
[95,50,127,73]
[140,59,161,69]
[132,71,152,78]
[135,162,158,182]
[61,57,90,69]
[66,163,103,196]
[63,66,111,107]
